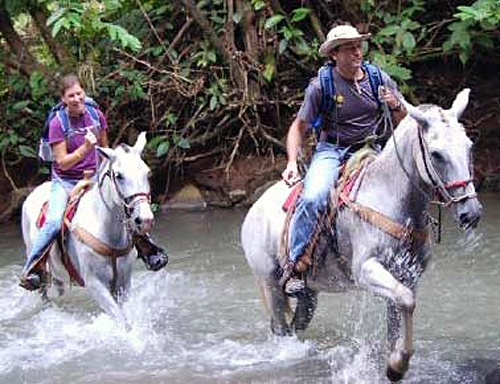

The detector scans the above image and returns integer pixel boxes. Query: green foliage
[46,0,142,61]
[112,69,148,105]
[250,0,266,11]
[147,133,191,159]
[1,70,55,168]
[29,72,49,100]
[445,0,500,63]
[147,111,190,159]
[262,6,316,81]
[192,41,218,68]
[362,0,426,83]
[207,79,228,110]
[2,0,499,192]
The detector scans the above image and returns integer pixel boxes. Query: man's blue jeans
[288,142,354,263]
[22,177,77,274]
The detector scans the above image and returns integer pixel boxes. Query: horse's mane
[383,103,440,153]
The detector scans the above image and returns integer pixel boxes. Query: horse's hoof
[270,319,291,336]
[386,365,405,383]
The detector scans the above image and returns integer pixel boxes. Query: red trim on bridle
[443,179,472,190]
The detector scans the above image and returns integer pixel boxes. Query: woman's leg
[21,179,70,286]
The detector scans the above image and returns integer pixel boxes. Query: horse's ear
[400,98,429,128]
[449,88,470,118]
[97,147,116,161]
[133,131,147,155]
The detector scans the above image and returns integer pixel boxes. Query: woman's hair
[59,74,83,96]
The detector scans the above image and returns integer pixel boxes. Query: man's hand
[379,86,402,111]
[282,161,301,186]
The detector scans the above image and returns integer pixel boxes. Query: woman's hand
[84,130,98,149]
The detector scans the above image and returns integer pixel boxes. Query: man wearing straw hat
[280,23,406,296]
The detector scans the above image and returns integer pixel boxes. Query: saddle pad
[36,201,50,228]
[35,198,80,230]
[282,182,303,212]
[337,169,361,208]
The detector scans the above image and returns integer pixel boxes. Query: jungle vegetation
[1,0,499,205]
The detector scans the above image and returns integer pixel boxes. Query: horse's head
[97,132,154,234]
[402,89,482,230]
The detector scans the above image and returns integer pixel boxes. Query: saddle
[31,178,94,286]
[279,147,378,275]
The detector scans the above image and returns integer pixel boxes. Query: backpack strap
[55,109,71,136]
[362,61,384,107]
[83,96,101,128]
[312,62,336,134]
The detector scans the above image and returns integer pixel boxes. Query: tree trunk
[0,1,48,77]
[179,0,250,91]
[236,0,261,102]
[28,5,68,66]
[178,0,231,62]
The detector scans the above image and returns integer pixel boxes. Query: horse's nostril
[135,217,142,225]
[459,212,469,224]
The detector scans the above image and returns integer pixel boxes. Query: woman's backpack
[38,96,101,162]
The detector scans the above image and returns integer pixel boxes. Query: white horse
[241,89,482,381]
[22,132,153,324]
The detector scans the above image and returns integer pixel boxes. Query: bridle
[415,119,477,207]
[98,159,151,224]
[386,103,477,208]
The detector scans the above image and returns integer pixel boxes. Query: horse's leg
[53,277,65,296]
[258,276,291,336]
[292,287,318,334]
[386,300,402,352]
[85,276,128,326]
[357,257,415,382]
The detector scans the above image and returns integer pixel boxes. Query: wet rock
[228,189,246,204]
[161,183,207,211]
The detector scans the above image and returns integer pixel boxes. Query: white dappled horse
[22,132,153,324]
[241,89,482,381]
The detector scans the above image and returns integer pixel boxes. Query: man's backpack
[38,96,101,162]
[311,61,384,134]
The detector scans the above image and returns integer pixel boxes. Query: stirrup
[19,271,43,291]
[284,277,306,297]
[134,233,169,271]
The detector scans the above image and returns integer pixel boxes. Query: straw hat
[318,25,371,56]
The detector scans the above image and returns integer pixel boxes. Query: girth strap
[68,224,133,297]
[339,193,429,247]
[70,225,133,258]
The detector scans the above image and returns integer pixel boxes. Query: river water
[0,193,499,384]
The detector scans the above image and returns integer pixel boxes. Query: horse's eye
[431,150,445,163]
[114,171,124,180]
